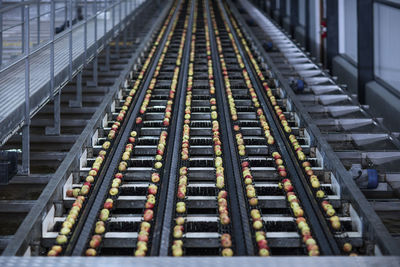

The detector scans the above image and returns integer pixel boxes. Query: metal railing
[0,0,145,174]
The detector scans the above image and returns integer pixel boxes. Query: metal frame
[1,0,169,256]
[326,0,338,70]
[229,0,400,255]
[289,0,298,36]
[0,256,400,266]
[357,0,374,104]
[372,1,400,100]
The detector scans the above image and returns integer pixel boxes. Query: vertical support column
[68,0,73,80]
[0,0,3,66]
[290,0,299,36]
[270,0,276,17]
[22,5,30,175]
[21,3,25,53]
[49,0,55,100]
[88,0,98,87]
[123,0,128,47]
[305,0,310,51]
[357,0,373,104]
[84,0,88,62]
[279,0,286,25]
[103,0,110,72]
[326,0,338,70]
[116,1,121,55]
[103,45,110,72]
[36,0,40,45]
[69,71,83,108]
[45,92,61,135]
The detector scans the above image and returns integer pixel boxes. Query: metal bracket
[45,92,61,136]
[69,71,83,108]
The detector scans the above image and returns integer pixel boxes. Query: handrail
[1,5,68,33]
[0,1,122,73]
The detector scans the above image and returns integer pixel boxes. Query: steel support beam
[0,0,3,67]
[326,0,338,70]
[279,0,286,25]
[305,0,310,51]
[357,0,374,104]
[22,5,30,175]
[290,0,298,36]
[69,71,83,108]
[36,0,40,45]
[270,0,276,17]
[45,92,61,135]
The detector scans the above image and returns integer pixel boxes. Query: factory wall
[252,0,400,131]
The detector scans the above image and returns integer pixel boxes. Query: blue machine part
[266,41,273,50]
[296,79,305,92]
[367,169,378,189]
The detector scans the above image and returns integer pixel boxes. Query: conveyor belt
[0,0,398,259]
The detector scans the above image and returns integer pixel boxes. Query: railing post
[123,0,128,47]
[22,4,30,175]
[103,0,110,72]
[49,0,55,100]
[88,0,98,87]
[21,3,25,53]
[84,0,88,63]
[68,0,73,80]
[37,0,40,45]
[69,71,83,108]
[46,0,62,136]
[0,0,3,66]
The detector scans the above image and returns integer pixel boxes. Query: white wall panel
[374,3,400,91]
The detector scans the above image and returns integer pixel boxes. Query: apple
[152,173,160,183]
[245,197,258,206]
[221,248,233,257]
[311,180,320,188]
[221,238,232,248]
[343,242,352,252]
[143,209,154,221]
[253,220,263,230]
[109,187,118,196]
[220,214,231,225]
[85,248,97,256]
[95,224,105,234]
[104,201,113,210]
[154,162,163,169]
[316,190,325,198]
[309,250,320,256]
[47,250,58,256]
[72,188,81,198]
[148,184,158,195]
[51,245,62,255]
[56,234,68,245]
[305,238,316,247]
[90,238,101,248]
[176,217,185,225]
[66,189,74,197]
[141,221,151,232]
[176,202,186,213]
[92,234,102,241]
[218,190,228,199]
[293,208,304,217]
[100,209,110,221]
[60,227,71,236]
[259,248,270,256]
[331,220,341,230]
[172,247,183,257]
